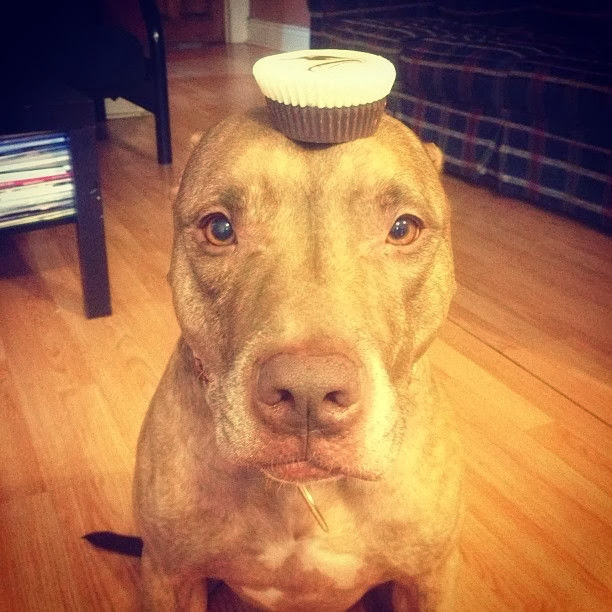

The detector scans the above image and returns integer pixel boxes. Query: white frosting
[252,49,396,109]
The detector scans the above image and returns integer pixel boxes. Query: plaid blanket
[309,0,612,231]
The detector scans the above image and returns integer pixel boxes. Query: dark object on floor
[83,531,143,557]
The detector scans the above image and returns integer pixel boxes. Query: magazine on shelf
[0,131,75,222]
[0,202,76,230]
[0,133,69,155]
[0,163,72,183]
[0,167,72,190]
[0,147,71,172]
[0,180,74,212]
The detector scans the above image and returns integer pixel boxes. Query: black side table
[1,81,111,318]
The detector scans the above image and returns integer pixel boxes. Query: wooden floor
[0,44,610,610]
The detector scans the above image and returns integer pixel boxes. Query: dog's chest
[228,535,371,610]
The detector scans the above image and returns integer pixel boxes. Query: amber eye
[200,213,235,246]
[387,214,422,246]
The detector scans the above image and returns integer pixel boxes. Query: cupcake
[252,49,396,144]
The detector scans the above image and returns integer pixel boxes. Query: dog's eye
[200,213,235,246]
[387,214,422,246]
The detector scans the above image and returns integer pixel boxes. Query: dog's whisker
[297,484,329,533]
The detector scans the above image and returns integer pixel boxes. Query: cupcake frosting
[253,49,396,109]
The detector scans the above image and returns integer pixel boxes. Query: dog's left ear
[423,142,443,173]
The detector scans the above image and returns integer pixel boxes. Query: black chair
[5,0,172,165]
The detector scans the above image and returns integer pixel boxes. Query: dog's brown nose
[256,352,361,433]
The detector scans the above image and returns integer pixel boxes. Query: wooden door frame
[224,0,249,43]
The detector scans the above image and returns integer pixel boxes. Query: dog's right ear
[423,142,444,173]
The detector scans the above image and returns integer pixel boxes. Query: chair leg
[150,30,172,164]
[154,97,172,165]
[71,125,112,318]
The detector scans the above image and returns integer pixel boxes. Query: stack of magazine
[0,132,76,230]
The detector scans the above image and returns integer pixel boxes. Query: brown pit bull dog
[133,108,462,611]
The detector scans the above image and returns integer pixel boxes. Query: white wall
[225,0,310,50]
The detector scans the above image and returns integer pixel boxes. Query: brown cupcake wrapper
[265,98,387,143]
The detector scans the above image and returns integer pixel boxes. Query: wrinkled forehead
[185,113,307,187]
[177,111,443,220]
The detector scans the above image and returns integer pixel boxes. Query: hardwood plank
[0,475,139,611]
[0,493,82,610]
[438,320,612,605]
[431,334,611,609]
[0,340,46,502]
[439,321,611,451]
[529,421,611,496]
[446,175,612,422]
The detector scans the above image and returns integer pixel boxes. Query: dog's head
[170,109,454,482]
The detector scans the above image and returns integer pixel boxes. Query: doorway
[158,0,225,46]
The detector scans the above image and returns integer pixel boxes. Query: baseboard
[104,97,150,119]
[248,18,310,51]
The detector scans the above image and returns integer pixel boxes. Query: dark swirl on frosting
[286,55,363,71]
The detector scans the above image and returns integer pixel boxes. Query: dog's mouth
[261,457,380,484]
[262,460,336,483]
